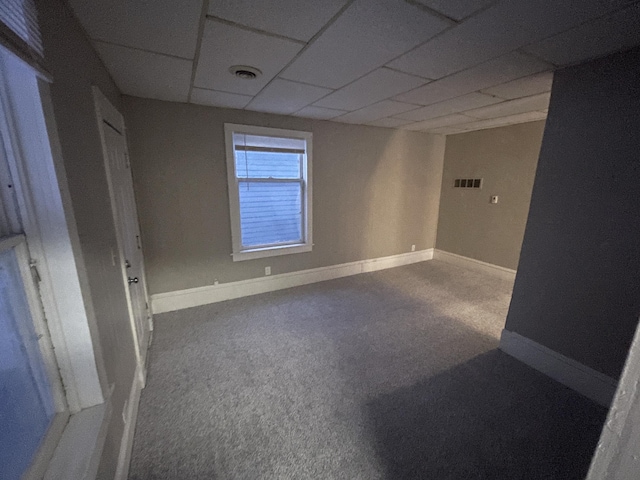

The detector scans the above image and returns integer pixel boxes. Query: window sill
[232,243,312,262]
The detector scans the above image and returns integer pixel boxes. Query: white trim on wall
[433,249,517,281]
[114,363,144,480]
[151,249,434,314]
[43,399,111,480]
[587,318,640,479]
[0,46,103,411]
[499,329,618,407]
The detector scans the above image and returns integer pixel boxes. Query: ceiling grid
[68,0,640,134]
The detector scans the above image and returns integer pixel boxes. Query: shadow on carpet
[368,350,607,480]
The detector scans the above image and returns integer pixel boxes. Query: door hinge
[125,152,130,169]
[29,259,41,283]
[135,235,141,250]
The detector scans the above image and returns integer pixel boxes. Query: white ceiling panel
[394,52,551,106]
[439,111,547,133]
[387,0,633,80]
[413,0,497,21]
[402,114,475,131]
[427,126,468,135]
[207,0,349,42]
[366,117,415,128]
[463,93,550,119]
[481,71,553,100]
[522,4,640,66]
[333,101,419,124]
[194,20,303,95]
[294,106,347,120]
[246,79,332,115]
[95,42,192,102]
[67,0,202,58]
[395,92,503,121]
[313,68,426,111]
[279,0,451,89]
[190,88,252,109]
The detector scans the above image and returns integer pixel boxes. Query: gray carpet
[128,260,606,479]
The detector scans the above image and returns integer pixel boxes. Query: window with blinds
[0,0,47,77]
[225,125,313,261]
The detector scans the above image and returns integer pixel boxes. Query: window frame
[224,123,313,262]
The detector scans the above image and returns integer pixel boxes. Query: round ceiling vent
[229,65,262,80]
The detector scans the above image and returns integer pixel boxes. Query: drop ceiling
[68,0,640,134]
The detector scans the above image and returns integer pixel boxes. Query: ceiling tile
[481,71,553,100]
[394,52,551,106]
[207,0,349,42]
[313,68,426,111]
[395,92,503,121]
[194,20,303,95]
[387,0,633,80]
[294,106,347,120]
[428,126,468,135]
[67,0,201,58]
[190,88,252,109]
[463,93,550,119]
[333,100,420,124]
[279,0,451,89]
[402,114,475,131]
[439,111,547,133]
[95,42,192,102]
[366,117,415,128]
[522,4,640,66]
[246,79,332,115]
[413,0,497,21]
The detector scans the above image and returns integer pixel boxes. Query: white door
[95,90,151,381]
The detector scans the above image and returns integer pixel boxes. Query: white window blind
[225,125,313,261]
[0,0,47,77]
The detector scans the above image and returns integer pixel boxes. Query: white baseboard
[433,249,517,281]
[114,365,144,480]
[500,329,618,407]
[151,249,434,314]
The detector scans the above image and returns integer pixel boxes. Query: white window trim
[224,123,313,262]
[0,45,108,479]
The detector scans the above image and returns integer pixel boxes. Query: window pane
[239,182,302,247]
[235,151,301,179]
[0,247,54,479]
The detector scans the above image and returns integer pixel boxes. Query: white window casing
[224,123,313,262]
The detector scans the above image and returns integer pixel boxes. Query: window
[225,124,312,261]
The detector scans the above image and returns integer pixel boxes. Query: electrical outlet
[265,266,271,276]
[214,279,219,285]
[411,245,416,252]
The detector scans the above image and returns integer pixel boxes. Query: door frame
[93,86,151,386]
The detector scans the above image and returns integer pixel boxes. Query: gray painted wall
[504,46,640,380]
[123,97,446,295]
[39,1,137,477]
[436,121,545,270]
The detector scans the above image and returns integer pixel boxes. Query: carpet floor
[128,260,606,479]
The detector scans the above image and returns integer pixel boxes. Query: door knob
[128,277,139,285]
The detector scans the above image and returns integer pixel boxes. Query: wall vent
[454,178,482,189]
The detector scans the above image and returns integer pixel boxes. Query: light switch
[490,195,499,204]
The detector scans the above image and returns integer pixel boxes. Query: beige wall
[436,121,545,270]
[39,1,137,477]
[123,97,446,295]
